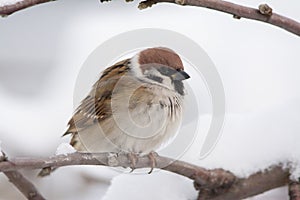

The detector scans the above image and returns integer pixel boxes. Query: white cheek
[143,69,151,76]
[162,77,173,89]
[130,54,143,77]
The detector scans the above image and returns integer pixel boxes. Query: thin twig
[138,0,300,36]
[4,171,45,200]
[1,0,300,37]
[1,152,45,200]
[0,0,55,16]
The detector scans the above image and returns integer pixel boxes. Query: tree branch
[138,0,300,37]
[0,152,292,200]
[197,165,290,200]
[1,152,45,200]
[4,171,45,200]
[0,152,236,188]
[1,0,300,37]
[0,0,55,16]
[289,181,300,200]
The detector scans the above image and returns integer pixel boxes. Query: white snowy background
[0,0,300,199]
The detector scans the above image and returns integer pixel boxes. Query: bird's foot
[148,151,158,174]
[127,152,138,172]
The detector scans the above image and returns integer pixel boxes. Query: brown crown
[138,47,184,71]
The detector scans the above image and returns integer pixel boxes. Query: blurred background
[0,0,300,199]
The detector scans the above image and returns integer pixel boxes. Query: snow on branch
[0,152,294,200]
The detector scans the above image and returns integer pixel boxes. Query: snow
[103,171,197,200]
[183,105,300,179]
[55,143,76,156]
[248,187,288,200]
[289,157,300,181]
[37,167,119,200]
[0,0,23,7]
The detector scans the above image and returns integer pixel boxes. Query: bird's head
[130,47,190,95]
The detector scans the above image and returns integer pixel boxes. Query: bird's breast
[106,85,184,153]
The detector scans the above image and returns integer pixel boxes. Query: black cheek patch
[146,74,163,83]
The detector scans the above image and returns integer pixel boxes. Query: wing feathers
[63,59,130,136]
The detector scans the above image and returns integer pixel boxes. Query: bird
[39,47,190,176]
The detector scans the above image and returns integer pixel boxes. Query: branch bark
[289,181,300,200]
[198,165,289,200]
[138,0,300,37]
[1,153,45,200]
[1,0,300,37]
[0,152,292,200]
[0,0,55,16]
[4,171,45,200]
[0,152,236,188]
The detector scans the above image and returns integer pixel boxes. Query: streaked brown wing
[63,59,130,136]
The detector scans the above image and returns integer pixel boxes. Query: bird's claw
[127,152,138,172]
[148,151,158,174]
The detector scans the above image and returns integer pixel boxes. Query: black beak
[171,70,190,81]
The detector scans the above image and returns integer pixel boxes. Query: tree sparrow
[39,47,190,176]
[65,47,190,155]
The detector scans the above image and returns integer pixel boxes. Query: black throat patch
[173,80,185,95]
